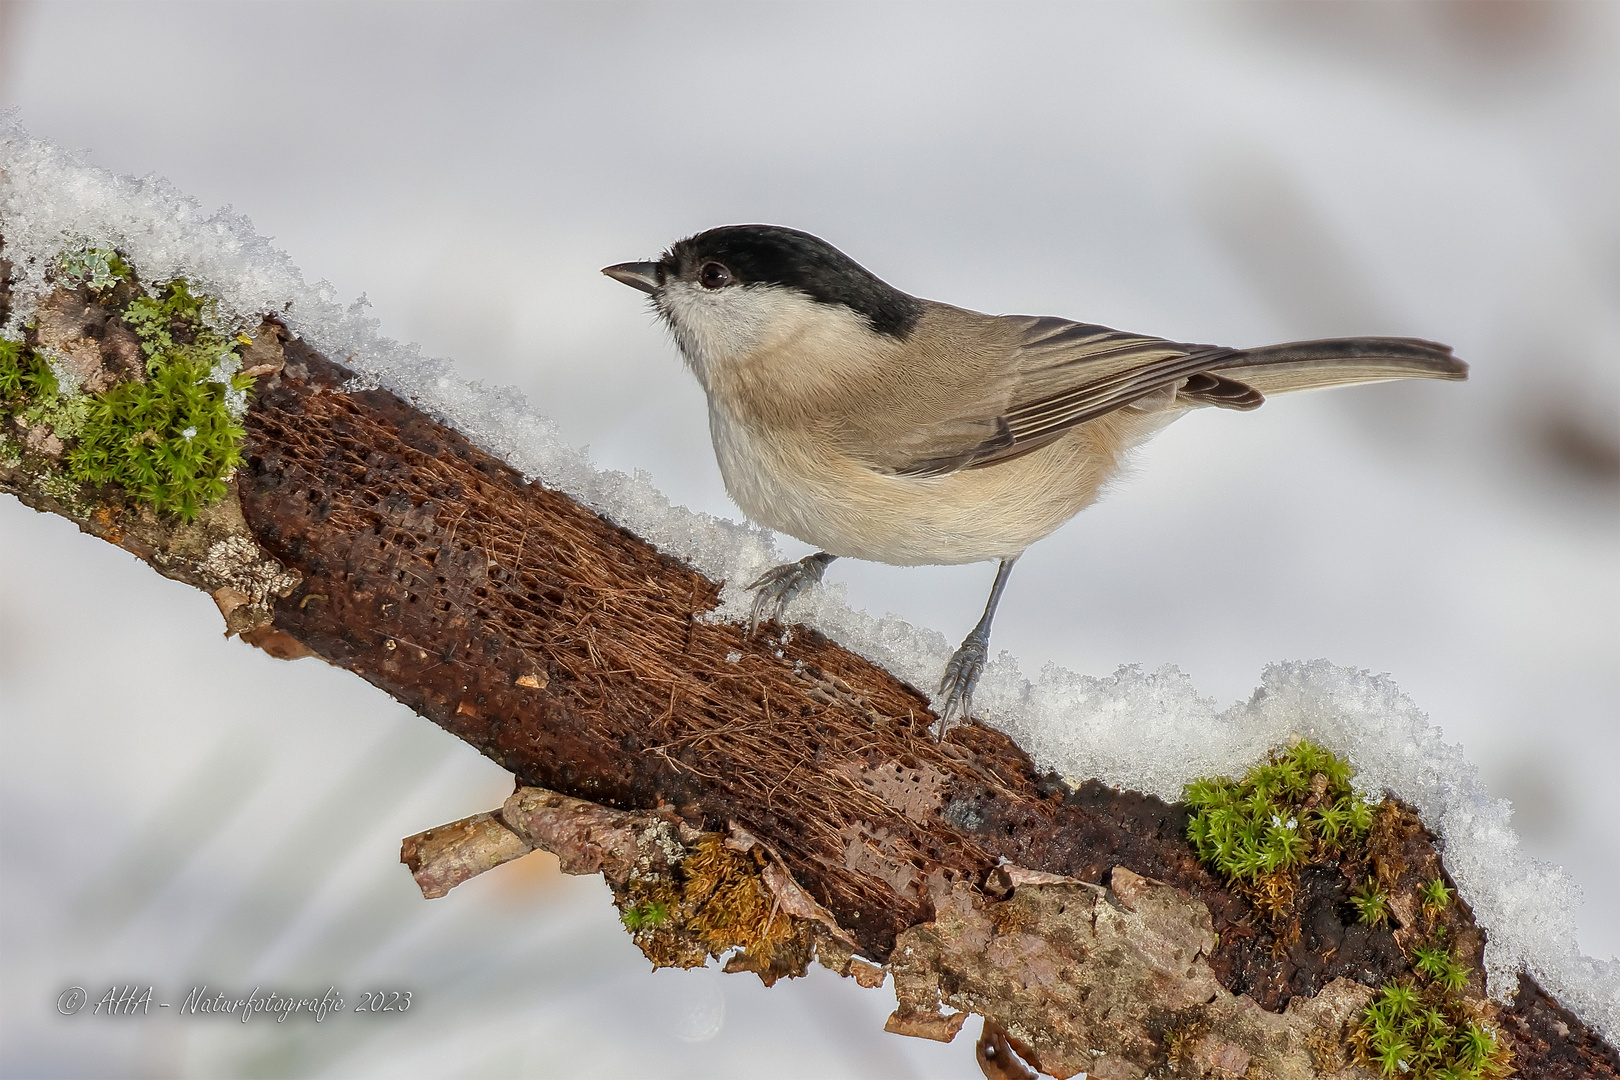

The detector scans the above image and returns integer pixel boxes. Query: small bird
[604,225,1466,729]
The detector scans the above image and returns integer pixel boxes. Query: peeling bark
[888,867,1377,1079]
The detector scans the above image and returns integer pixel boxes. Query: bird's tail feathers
[1205,337,1466,397]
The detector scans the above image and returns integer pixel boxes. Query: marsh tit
[604,225,1466,729]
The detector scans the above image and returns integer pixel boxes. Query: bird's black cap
[665,225,923,339]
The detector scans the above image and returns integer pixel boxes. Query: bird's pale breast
[708,397,1167,565]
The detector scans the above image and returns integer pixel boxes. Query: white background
[2,3,1615,1076]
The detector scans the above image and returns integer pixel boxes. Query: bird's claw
[935,634,989,734]
[745,553,833,637]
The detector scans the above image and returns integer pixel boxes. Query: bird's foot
[935,632,989,734]
[745,553,836,636]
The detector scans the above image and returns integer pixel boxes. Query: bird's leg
[936,557,1018,733]
[746,552,837,636]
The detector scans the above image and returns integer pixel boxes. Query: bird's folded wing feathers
[884,318,1464,478]
[884,317,1233,477]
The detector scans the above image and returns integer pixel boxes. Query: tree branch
[2,264,1613,1078]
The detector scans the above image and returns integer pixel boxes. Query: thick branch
[3,269,1613,1077]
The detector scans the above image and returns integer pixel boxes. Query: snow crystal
[2,114,1614,1041]
[206,349,248,418]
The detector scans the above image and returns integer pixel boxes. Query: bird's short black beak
[602,261,663,294]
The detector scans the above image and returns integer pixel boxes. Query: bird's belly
[709,407,1146,566]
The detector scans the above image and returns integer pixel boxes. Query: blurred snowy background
[1,2,1615,1077]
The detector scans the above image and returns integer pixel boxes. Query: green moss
[1,267,255,524]
[1349,882,1507,1076]
[1183,740,1380,889]
[1351,975,1510,1079]
[1422,876,1455,918]
[1412,942,1470,993]
[65,348,249,522]
[0,337,58,403]
[1351,879,1392,927]
[1189,744,1511,1076]
[621,899,672,931]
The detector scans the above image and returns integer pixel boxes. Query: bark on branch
[2,267,1613,1079]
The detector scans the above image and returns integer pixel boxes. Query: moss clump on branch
[1188,743,1513,1078]
[1350,892,1513,1080]
[0,336,59,401]
[615,833,804,978]
[1352,976,1511,1079]
[1183,739,1380,919]
[1,250,255,523]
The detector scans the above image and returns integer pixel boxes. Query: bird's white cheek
[656,284,832,392]
[657,285,768,386]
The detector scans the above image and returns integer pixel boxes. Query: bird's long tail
[1206,337,1467,398]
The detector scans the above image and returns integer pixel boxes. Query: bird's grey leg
[936,557,1018,732]
[746,552,837,637]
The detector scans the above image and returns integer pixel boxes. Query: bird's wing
[884,316,1247,478]
[879,317,1463,478]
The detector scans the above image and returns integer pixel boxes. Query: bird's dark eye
[699,262,733,289]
